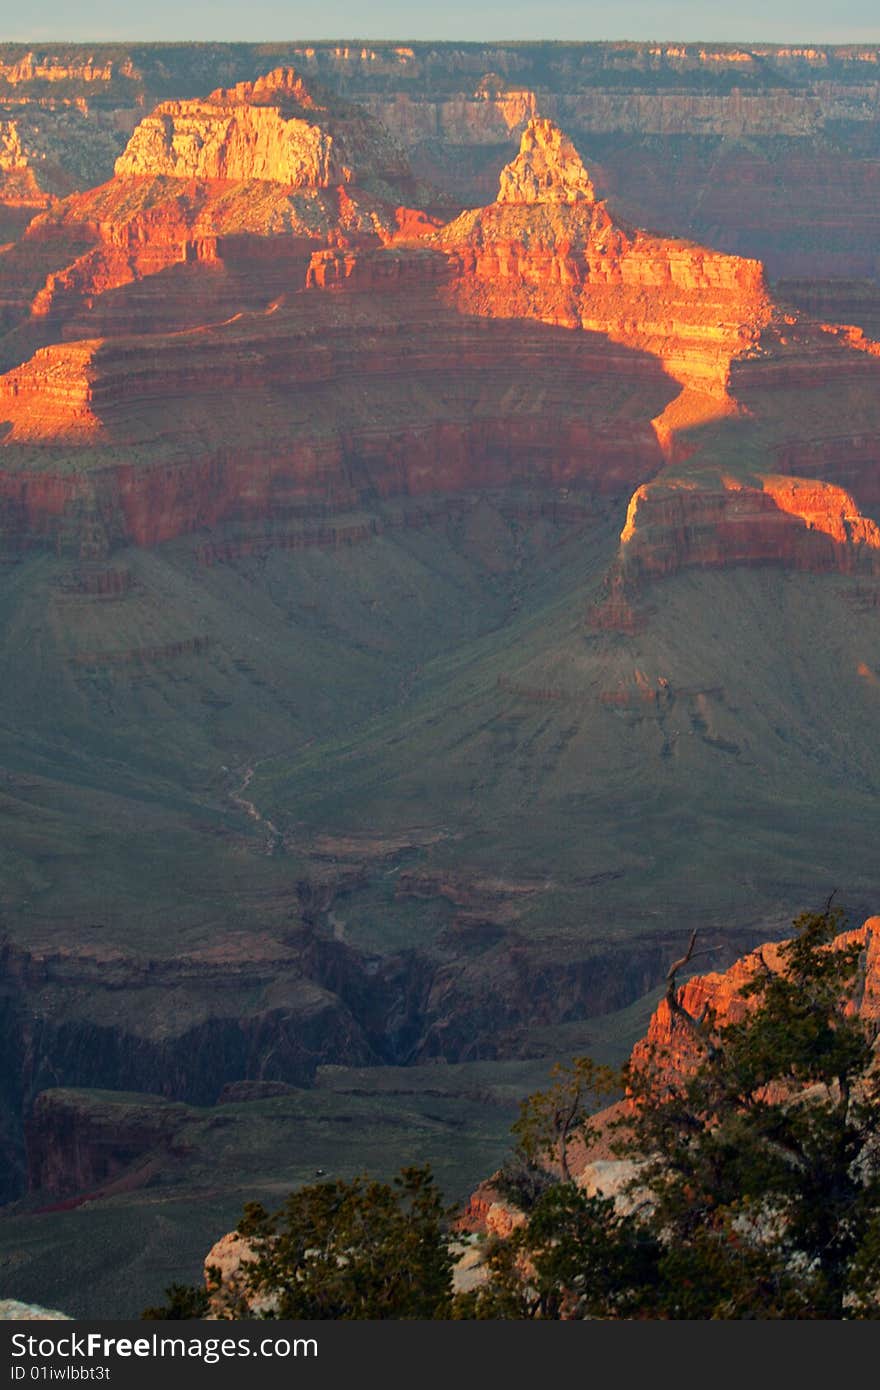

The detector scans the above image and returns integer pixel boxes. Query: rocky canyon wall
[5,42,880,280]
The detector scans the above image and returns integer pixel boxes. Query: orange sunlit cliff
[2,89,879,583]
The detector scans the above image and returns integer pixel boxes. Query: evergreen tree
[143,1165,453,1320]
[464,908,880,1319]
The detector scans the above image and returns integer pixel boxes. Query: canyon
[0,43,879,1316]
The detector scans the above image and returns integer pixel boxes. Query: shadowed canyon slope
[0,59,879,1315]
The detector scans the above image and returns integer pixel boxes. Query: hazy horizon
[4,1,879,46]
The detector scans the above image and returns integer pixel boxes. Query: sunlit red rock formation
[345,44,880,279]
[496,116,595,205]
[617,474,880,582]
[0,337,106,438]
[629,916,880,1083]
[114,66,409,189]
[6,42,880,281]
[438,117,772,395]
[0,66,431,348]
[2,91,880,583]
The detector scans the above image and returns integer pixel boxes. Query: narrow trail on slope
[229,761,282,855]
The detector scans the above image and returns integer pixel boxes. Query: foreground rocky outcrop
[0,1299,70,1320]
[630,915,880,1080]
[194,912,880,1314]
[461,915,880,1238]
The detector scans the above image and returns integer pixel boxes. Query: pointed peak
[208,66,322,112]
[496,117,596,206]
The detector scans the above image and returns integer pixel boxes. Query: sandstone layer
[114,67,410,190]
[626,917,880,1093]
[438,117,771,396]
[617,475,880,582]
[3,110,878,590]
[0,114,784,560]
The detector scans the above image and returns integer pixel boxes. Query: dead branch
[754,948,774,978]
[665,930,721,1062]
[666,929,699,983]
[554,1084,583,1183]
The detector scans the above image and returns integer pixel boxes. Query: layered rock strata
[438,117,770,396]
[0,308,671,553]
[5,109,876,589]
[113,67,409,189]
[630,916,880,1080]
[5,42,880,281]
[617,475,880,582]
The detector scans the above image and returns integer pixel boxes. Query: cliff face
[118,103,345,186]
[617,475,880,582]
[5,42,880,283]
[439,118,771,396]
[2,107,879,577]
[5,111,760,556]
[114,67,409,189]
[629,917,880,1084]
[349,48,880,280]
[0,65,432,358]
[603,311,880,589]
[0,929,373,1203]
[25,1089,192,1197]
[0,296,673,553]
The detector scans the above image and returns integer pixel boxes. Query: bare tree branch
[665,930,721,1061]
[754,948,775,978]
[666,930,699,983]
